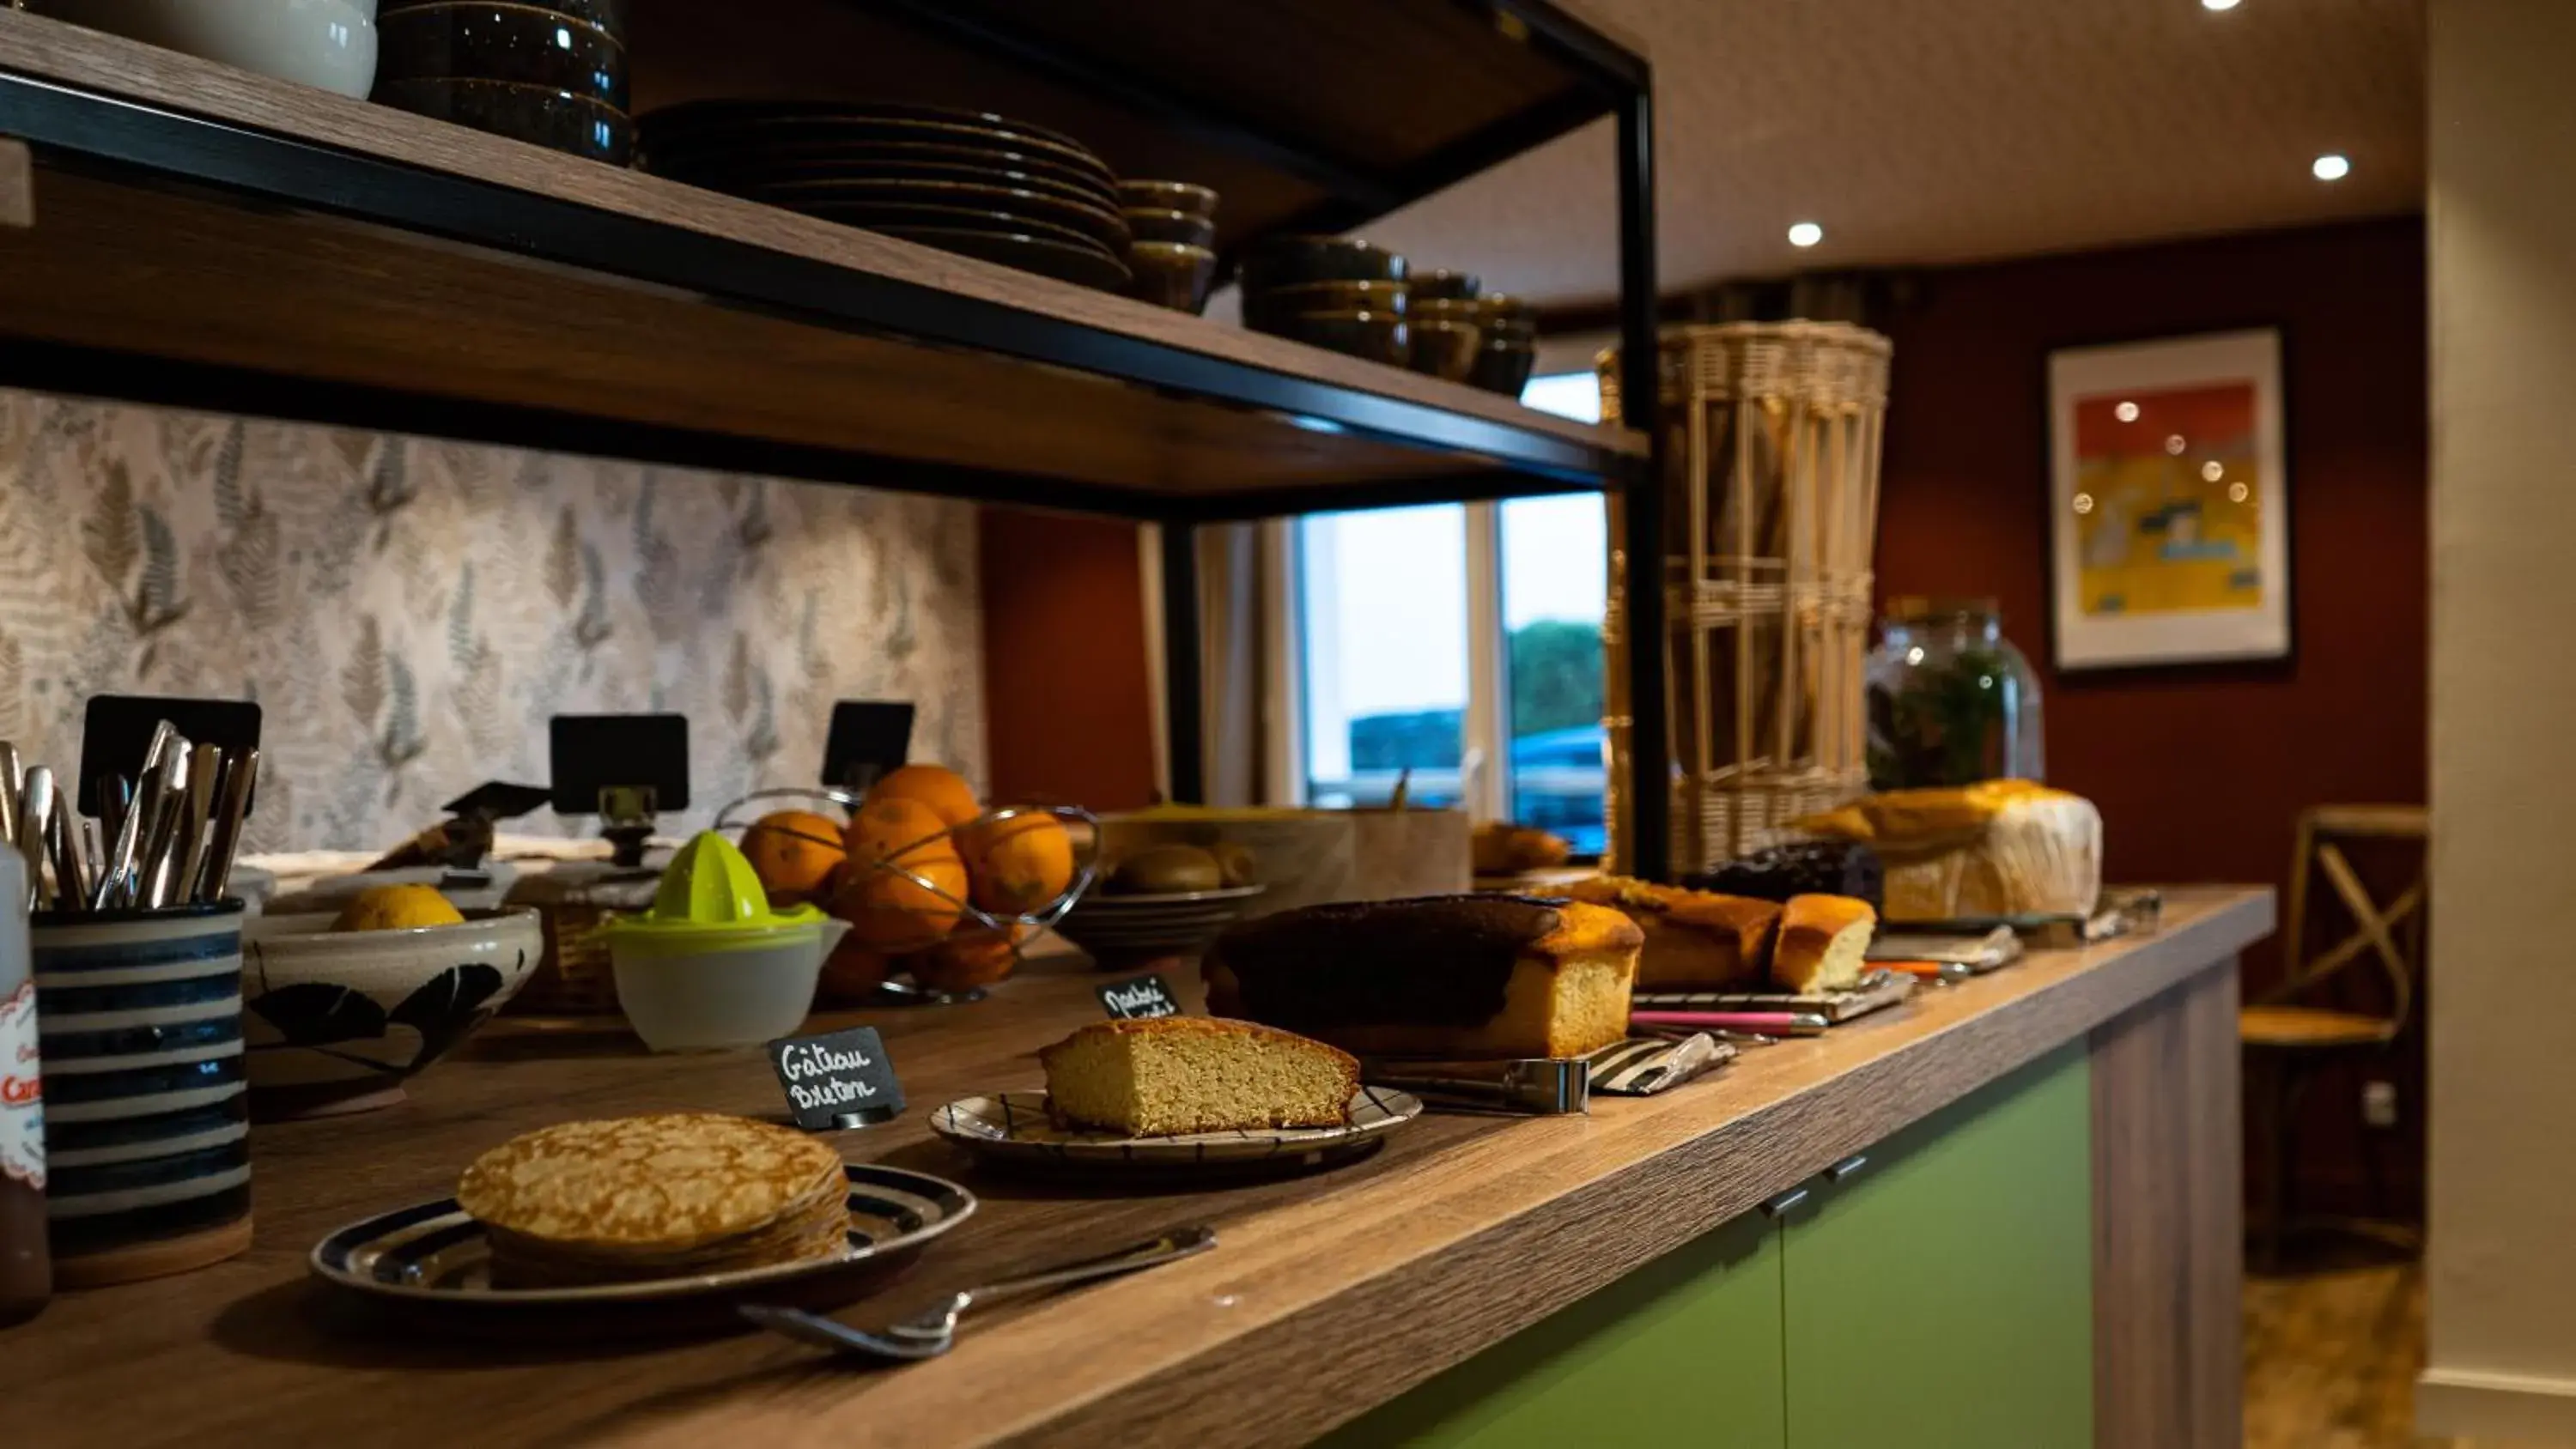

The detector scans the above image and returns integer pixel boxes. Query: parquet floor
[2244,1247,2440,1448]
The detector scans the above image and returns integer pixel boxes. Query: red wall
[1874,216,2428,1216]
[978,507,1160,811]
[1876,215,2427,979]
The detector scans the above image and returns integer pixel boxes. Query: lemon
[333,883,465,932]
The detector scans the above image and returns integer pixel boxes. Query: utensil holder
[32,901,252,1287]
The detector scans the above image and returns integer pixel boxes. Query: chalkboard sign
[79,694,262,817]
[822,700,915,794]
[1096,973,1182,1020]
[767,1025,906,1130]
[549,713,690,815]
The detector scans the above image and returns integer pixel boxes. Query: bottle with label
[0,851,47,1326]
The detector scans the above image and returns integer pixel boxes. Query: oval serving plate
[749,179,1128,250]
[931,1087,1420,1170]
[867,226,1133,292]
[310,1162,974,1309]
[642,139,1119,206]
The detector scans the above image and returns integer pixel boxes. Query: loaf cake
[1687,840,1884,912]
[1770,894,1878,994]
[1562,876,1780,991]
[1794,781,2100,921]
[1202,894,1643,1059]
[1038,1016,1358,1136]
[457,1113,849,1287]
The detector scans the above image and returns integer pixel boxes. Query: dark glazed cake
[1202,894,1642,1059]
[1689,841,1885,912]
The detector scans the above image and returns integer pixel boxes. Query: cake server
[1631,1009,1831,1036]
[743,1225,1217,1362]
[1359,1058,1590,1115]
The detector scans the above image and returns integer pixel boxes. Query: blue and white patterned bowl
[33,900,252,1287]
[241,907,542,1118]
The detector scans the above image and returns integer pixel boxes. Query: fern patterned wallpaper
[0,389,986,853]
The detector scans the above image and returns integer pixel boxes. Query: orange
[834,796,968,951]
[963,810,1076,916]
[911,923,1027,993]
[740,809,846,899]
[816,935,893,1005]
[866,764,982,831]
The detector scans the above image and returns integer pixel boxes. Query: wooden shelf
[0,11,1645,520]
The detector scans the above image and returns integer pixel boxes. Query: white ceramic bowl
[32,0,380,98]
[266,863,519,916]
[610,918,848,1052]
[240,906,541,1116]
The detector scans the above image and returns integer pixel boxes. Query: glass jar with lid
[1864,597,2045,790]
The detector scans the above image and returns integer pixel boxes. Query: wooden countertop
[9,888,2272,1448]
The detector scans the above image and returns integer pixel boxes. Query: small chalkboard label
[768,1025,906,1131]
[1096,973,1182,1020]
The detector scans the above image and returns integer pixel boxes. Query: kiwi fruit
[1109,844,1224,895]
[1209,842,1257,888]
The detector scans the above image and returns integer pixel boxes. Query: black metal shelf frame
[0,0,1672,877]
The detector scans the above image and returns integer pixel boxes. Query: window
[1297,504,1469,809]
[1285,374,1609,851]
[1501,494,1608,853]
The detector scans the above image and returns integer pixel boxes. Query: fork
[742,1224,1217,1361]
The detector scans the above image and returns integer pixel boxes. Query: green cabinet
[1778,1044,2095,1449]
[1315,1209,1785,1449]
[1319,1047,2094,1449]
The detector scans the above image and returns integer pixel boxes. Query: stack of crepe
[456,1113,850,1288]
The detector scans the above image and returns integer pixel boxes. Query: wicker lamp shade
[1597,322,1893,875]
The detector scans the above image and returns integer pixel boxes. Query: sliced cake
[1770,894,1879,994]
[1039,1016,1359,1137]
[1563,876,1783,991]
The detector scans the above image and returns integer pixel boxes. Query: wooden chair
[2240,804,2427,1267]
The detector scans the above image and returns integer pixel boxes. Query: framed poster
[2047,328,2290,670]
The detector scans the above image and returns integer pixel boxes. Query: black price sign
[1096,973,1182,1020]
[768,1025,906,1131]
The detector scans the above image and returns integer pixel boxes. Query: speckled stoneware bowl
[241,907,542,1119]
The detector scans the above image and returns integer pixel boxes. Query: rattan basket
[503,864,660,1015]
[1598,322,1892,875]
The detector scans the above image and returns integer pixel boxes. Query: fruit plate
[929,1087,1419,1171]
[309,1163,974,1329]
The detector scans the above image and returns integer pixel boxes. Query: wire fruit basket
[718,787,1099,1006]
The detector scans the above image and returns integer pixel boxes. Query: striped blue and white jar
[32,902,252,1287]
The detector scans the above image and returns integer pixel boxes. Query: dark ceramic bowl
[1277,309,1411,367]
[376,2,627,109]
[1239,235,1406,294]
[1412,269,1483,301]
[1124,240,1218,313]
[1409,297,1484,326]
[380,0,623,39]
[1115,179,1218,217]
[374,77,633,164]
[1243,277,1407,331]
[1121,207,1216,250]
[1479,292,1537,329]
[1470,338,1538,395]
[1406,319,1483,382]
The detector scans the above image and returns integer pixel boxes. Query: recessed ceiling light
[1787,221,1824,248]
[2202,0,2240,10]
[2312,153,2352,181]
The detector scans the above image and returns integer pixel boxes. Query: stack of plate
[1053,884,1265,969]
[637,100,1133,291]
